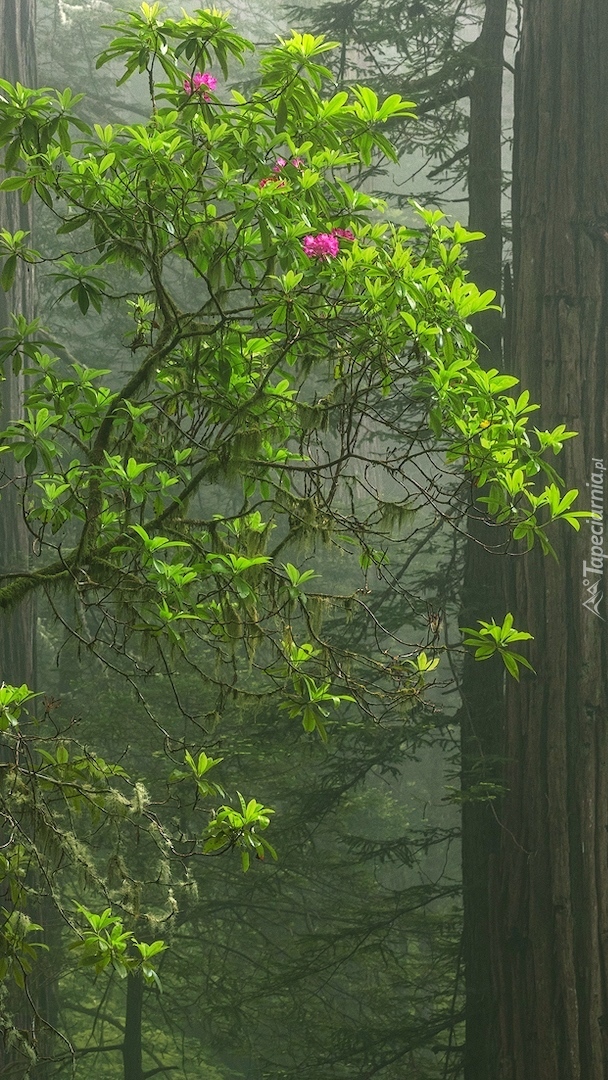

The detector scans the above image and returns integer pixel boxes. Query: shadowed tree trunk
[466,0,506,363]
[0,0,37,689]
[495,2,608,1077]
[459,2,508,1078]
[123,971,144,1080]
[0,7,45,1078]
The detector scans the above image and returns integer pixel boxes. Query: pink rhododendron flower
[260,156,305,188]
[332,228,355,240]
[183,72,218,100]
[302,233,340,259]
[270,156,304,175]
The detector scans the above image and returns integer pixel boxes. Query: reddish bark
[496,2,608,1077]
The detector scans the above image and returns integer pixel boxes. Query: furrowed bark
[496,2,608,1077]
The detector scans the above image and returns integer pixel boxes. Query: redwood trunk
[460,2,508,1077]
[0,0,37,689]
[0,7,42,1077]
[495,3,608,1078]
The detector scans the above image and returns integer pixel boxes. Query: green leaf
[4,138,21,170]
[320,91,348,118]
[1,255,16,292]
[56,215,89,235]
[0,176,29,192]
[275,95,288,133]
[24,448,38,475]
[502,651,520,680]
[218,354,231,387]
[77,285,90,315]
[428,407,442,437]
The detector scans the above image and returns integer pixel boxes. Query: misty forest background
[1,2,607,1080]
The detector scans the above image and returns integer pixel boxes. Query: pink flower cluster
[183,72,217,100]
[272,156,305,172]
[302,233,340,258]
[302,228,355,259]
[259,157,305,188]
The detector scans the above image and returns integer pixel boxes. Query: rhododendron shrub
[0,2,584,739]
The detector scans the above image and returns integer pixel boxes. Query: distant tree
[46,672,462,1080]
[283,5,512,1076]
[0,0,36,688]
[0,4,43,1075]
[458,2,507,1077]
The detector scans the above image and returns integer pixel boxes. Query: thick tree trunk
[495,3,608,1078]
[0,0,37,689]
[460,3,508,1078]
[0,9,44,1078]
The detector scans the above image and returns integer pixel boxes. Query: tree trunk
[495,2,608,1077]
[467,0,506,362]
[123,971,144,1080]
[0,0,37,690]
[0,8,45,1078]
[460,3,508,1078]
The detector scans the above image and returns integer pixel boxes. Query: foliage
[0,5,580,730]
[38,656,463,1080]
[460,612,534,681]
[70,905,167,987]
